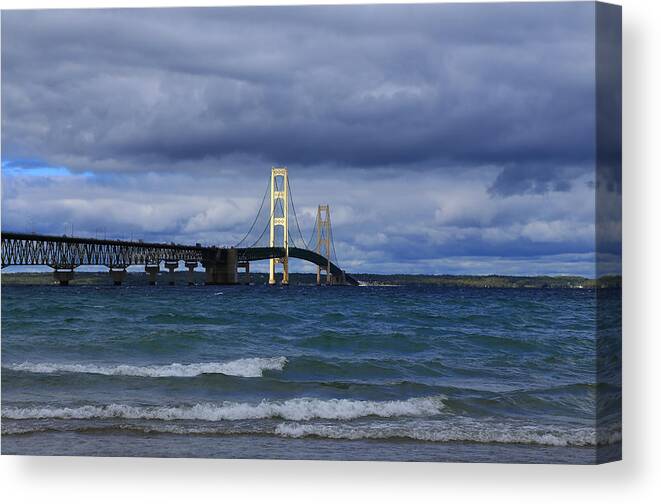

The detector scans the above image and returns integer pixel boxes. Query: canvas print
[1,2,621,464]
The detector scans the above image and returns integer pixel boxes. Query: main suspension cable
[235,178,270,248]
[306,218,318,251]
[329,222,341,269]
[287,177,310,250]
[247,176,280,249]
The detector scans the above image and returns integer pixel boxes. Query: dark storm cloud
[2,3,595,189]
[488,163,576,196]
[1,3,605,276]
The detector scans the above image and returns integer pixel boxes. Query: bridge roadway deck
[0,232,358,285]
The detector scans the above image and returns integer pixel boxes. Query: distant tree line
[1,271,621,288]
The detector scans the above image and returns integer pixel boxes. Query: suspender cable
[248,175,282,249]
[235,178,270,248]
[287,177,310,250]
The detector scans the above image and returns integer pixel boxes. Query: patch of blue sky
[1,159,93,178]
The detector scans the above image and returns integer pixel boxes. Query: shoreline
[0,271,622,289]
[0,430,621,464]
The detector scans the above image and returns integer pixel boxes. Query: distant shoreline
[0,271,621,289]
[352,273,620,289]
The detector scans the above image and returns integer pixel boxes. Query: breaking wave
[1,396,446,422]
[274,421,622,447]
[4,357,288,378]
[1,417,621,447]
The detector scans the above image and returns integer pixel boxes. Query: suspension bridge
[1,167,359,286]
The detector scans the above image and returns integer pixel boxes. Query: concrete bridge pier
[333,270,347,286]
[185,260,198,285]
[53,268,75,286]
[164,261,178,285]
[109,268,127,286]
[238,261,250,284]
[145,264,159,285]
[203,248,238,285]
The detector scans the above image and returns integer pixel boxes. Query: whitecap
[274,419,621,447]
[4,357,288,378]
[1,396,446,422]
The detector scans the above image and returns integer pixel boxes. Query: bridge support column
[238,261,250,285]
[317,267,332,285]
[145,264,159,285]
[315,205,332,286]
[270,257,289,286]
[185,260,198,285]
[333,271,347,286]
[109,268,127,286]
[165,261,178,285]
[269,167,289,286]
[317,268,331,286]
[203,248,238,285]
[53,269,75,286]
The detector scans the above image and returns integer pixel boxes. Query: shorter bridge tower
[269,167,289,285]
[316,204,332,285]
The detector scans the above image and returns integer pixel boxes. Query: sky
[1,3,618,276]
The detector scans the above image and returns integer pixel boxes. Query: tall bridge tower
[1,167,358,286]
[269,167,289,285]
[316,204,332,285]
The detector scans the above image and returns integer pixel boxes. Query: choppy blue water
[1,284,621,463]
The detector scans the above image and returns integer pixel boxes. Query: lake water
[1,283,621,463]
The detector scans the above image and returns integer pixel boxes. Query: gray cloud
[1,3,606,276]
[2,4,595,179]
[1,166,597,275]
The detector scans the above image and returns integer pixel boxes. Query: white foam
[1,396,445,422]
[274,420,622,447]
[4,357,287,378]
[2,416,621,447]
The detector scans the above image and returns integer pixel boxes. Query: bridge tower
[316,204,332,285]
[269,167,289,285]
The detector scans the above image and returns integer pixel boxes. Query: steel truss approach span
[0,232,204,269]
[1,167,358,286]
[0,233,357,285]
